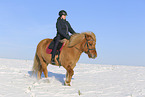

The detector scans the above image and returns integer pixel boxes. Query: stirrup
[51,59,55,65]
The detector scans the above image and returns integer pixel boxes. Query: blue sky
[0,0,145,66]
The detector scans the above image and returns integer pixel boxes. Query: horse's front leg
[64,65,74,86]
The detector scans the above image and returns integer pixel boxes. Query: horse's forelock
[83,32,96,42]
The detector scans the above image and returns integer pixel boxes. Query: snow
[0,58,145,97]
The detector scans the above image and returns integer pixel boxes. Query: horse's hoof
[64,82,71,86]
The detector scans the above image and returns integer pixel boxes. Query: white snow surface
[0,58,145,97]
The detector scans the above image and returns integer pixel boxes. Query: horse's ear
[84,32,96,42]
[68,34,85,47]
[85,33,92,40]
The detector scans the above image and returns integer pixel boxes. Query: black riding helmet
[59,10,67,17]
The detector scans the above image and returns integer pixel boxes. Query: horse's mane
[68,32,96,47]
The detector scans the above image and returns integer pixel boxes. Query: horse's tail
[32,53,40,74]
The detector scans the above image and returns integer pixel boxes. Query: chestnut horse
[32,32,97,86]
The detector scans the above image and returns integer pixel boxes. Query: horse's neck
[73,42,83,54]
[71,41,83,58]
[66,41,83,58]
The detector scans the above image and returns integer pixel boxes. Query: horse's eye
[89,43,92,46]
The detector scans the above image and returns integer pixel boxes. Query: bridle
[84,35,96,54]
[74,35,96,53]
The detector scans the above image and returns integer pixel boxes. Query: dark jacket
[56,17,76,40]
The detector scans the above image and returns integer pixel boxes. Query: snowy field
[0,58,145,97]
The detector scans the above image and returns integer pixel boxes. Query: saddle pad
[46,40,64,54]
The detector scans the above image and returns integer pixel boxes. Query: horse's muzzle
[92,54,97,59]
[88,51,97,59]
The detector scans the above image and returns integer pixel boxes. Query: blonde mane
[68,32,96,47]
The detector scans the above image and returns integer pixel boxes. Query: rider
[51,10,76,64]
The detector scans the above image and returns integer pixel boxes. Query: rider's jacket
[56,17,76,40]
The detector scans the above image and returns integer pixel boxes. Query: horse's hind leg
[37,65,43,79]
[39,57,48,78]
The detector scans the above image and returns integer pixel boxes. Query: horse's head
[82,32,97,59]
[68,32,97,59]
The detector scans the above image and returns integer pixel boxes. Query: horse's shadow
[28,71,74,85]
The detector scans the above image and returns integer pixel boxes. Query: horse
[32,32,97,86]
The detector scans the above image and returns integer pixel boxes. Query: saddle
[46,39,64,55]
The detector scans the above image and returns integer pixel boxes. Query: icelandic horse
[32,32,97,86]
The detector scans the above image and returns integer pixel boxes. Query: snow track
[0,58,145,97]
